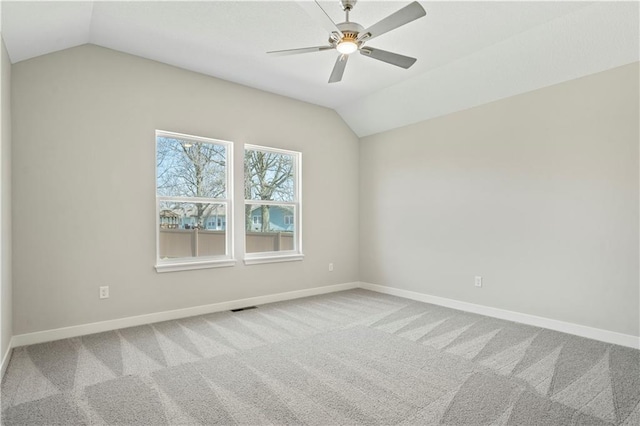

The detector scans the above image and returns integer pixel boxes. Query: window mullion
[158,196,230,203]
[243,200,297,206]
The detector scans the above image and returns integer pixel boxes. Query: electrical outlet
[329,263,334,272]
[99,286,109,299]
[474,276,482,287]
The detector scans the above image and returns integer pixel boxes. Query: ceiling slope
[1,1,638,137]
[340,2,640,137]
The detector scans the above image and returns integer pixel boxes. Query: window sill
[155,259,237,273]
[244,253,305,265]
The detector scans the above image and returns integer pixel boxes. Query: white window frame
[244,144,303,265]
[155,130,235,273]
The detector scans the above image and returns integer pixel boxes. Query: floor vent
[230,306,257,312]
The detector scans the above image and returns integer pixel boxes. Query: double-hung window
[155,131,234,272]
[244,145,303,264]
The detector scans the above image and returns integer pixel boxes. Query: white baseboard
[1,338,14,379]
[11,282,359,348]
[8,280,639,352]
[360,282,640,349]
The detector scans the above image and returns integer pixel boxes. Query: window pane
[157,136,226,198]
[159,201,226,259]
[244,149,294,202]
[245,203,295,253]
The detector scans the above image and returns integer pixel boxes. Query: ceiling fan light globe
[336,41,358,54]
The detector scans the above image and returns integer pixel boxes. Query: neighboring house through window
[284,215,294,226]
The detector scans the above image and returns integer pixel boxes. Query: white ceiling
[1,1,638,137]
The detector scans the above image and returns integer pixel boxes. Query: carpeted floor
[1,289,639,425]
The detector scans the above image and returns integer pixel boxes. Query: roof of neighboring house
[249,205,293,215]
[162,203,226,218]
[159,209,179,218]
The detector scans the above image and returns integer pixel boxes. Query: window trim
[243,144,303,265]
[243,254,304,265]
[155,130,235,273]
[155,259,237,273]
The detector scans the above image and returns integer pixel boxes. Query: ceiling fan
[268,0,426,83]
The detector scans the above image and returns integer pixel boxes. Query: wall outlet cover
[99,286,109,299]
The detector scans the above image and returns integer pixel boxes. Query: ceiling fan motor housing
[333,21,365,46]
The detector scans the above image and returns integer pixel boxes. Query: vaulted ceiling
[2,1,638,137]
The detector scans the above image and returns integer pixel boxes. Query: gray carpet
[1,289,639,425]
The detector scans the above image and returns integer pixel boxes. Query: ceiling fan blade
[298,1,344,39]
[268,46,334,56]
[328,54,349,83]
[360,47,417,69]
[358,1,426,42]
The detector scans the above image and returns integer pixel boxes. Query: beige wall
[1,38,12,357]
[8,43,639,340]
[11,45,360,335]
[360,62,639,337]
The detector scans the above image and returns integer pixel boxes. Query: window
[155,131,234,272]
[244,145,303,264]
